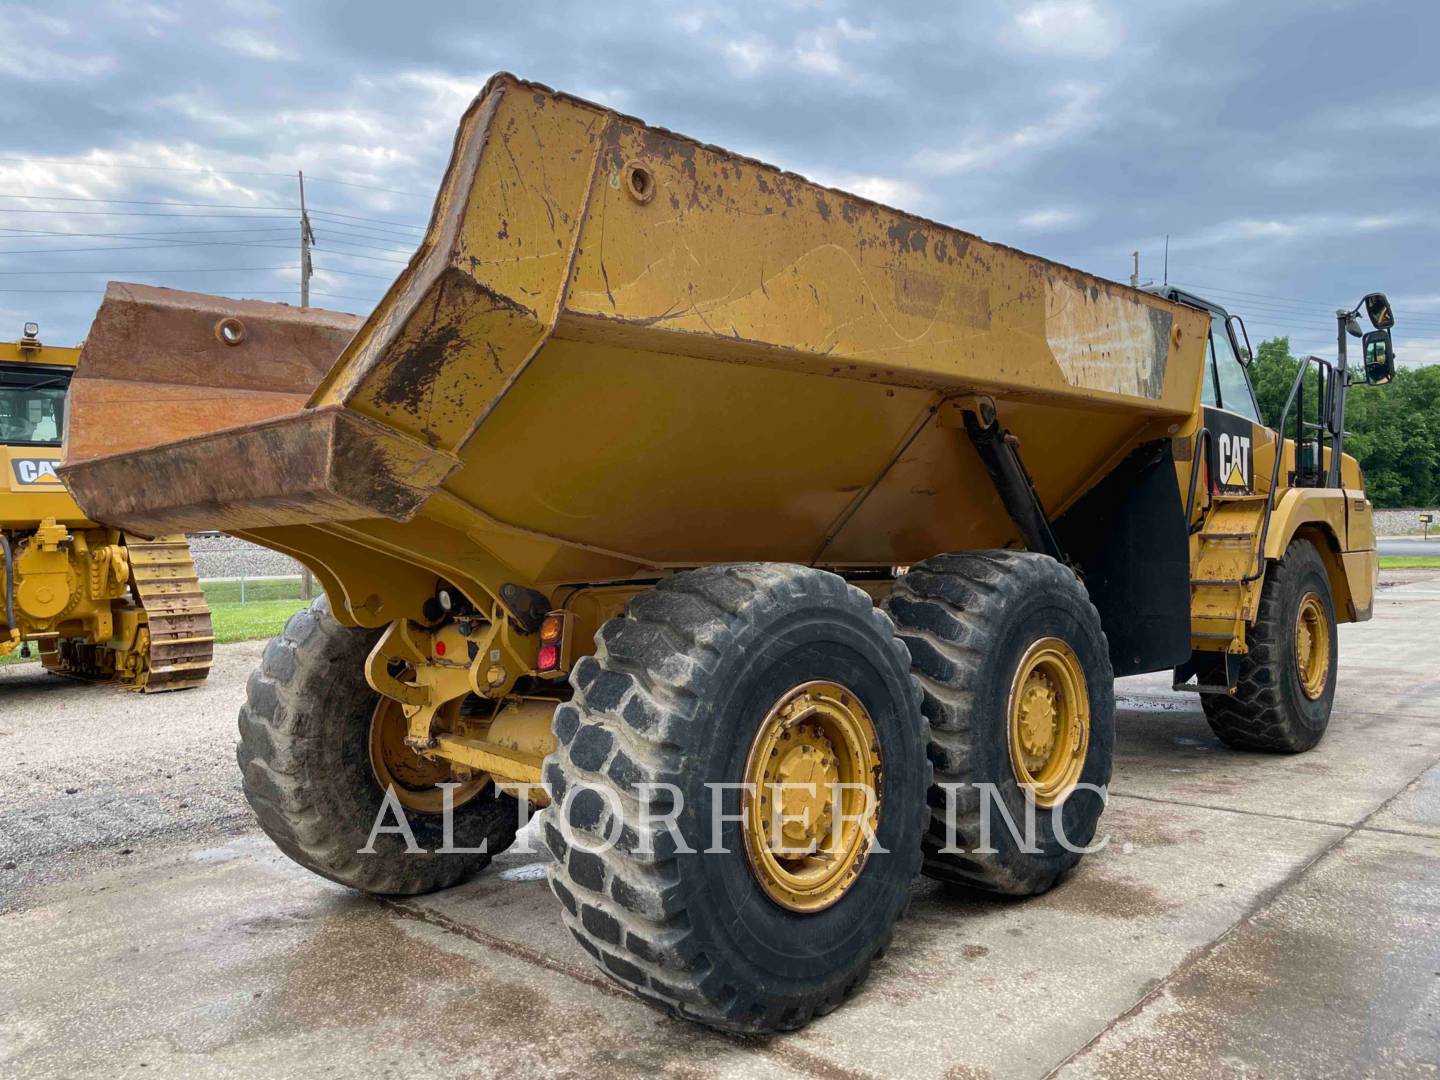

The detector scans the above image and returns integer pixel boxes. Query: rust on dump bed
[65,283,363,465]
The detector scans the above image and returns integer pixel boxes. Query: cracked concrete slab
[1369,763,1440,840]
[1057,829,1440,1079]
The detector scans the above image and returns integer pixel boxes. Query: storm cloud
[1,0,1436,363]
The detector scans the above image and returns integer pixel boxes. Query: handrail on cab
[1242,355,1338,584]
[1184,426,1214,535]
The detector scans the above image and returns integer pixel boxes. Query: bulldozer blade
[65,283,363,468]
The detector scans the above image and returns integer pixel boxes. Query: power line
[313,234,414,257]
[0,223,293,238]
[309,207,425,230]
[306,290,375,303]
[1172,281,1349,313]
[0,228,407,265]
[0,265,298,275]
[0,156,435,198]
[1176,281,1440,326]
[0,240,293,257]
[0,208,293,219]
[0,287,375,304]
[0,193,427,231]
[309,247,408,266]
[314,219,429,244]
[0,192,293,212]
[311,264,398,281]
[1172,280,1440,330]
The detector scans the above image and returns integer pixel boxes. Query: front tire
[237,596,519,895]
[1202,538,1337,753]
[542,564,929,1033]
[883,551,1115,895]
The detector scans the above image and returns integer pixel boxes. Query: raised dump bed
[59,73,1386,1037]
[64,73,1208,629]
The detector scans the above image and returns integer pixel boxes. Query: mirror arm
[1328,311,1351,487]
[1229,314,1254,366]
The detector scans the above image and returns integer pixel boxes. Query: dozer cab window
[1207,316,1259,423]
[0,365,69,446]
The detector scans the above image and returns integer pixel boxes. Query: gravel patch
[186,534,304,580]
[0,640,266,912]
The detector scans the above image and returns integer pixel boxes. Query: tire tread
[544,563,929,1033]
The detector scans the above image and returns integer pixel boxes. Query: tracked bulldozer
[60,74,1385,1030]
[0,325,213,691]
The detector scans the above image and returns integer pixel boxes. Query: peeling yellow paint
[1044,279,1169,400]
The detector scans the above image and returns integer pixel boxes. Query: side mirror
[1363,328,1395,385]
[1363,292,1394,330]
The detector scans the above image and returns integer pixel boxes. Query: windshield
[0,367,70,446]
[1208,316,1259,423]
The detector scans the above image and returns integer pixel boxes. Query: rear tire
[542,563,929,1033]
[1202,539,1336,753]
[237,596,519,895]
[883,551,1114,895]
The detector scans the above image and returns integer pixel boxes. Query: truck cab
[1154,287,1264,424]
[1150,286,1384,714]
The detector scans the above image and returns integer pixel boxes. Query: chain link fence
[188,533,315,605]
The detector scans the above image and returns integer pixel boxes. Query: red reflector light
[537,644,559,671]
[435,640,446,656]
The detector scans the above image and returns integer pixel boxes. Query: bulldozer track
[124,535,213,692]
[39,534,213,691]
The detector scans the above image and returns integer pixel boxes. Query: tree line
[1248,337,1440,508]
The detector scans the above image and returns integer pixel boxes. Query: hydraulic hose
[0,534,14,632]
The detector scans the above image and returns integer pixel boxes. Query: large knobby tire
[1202,539,1337,753]
[541,564,929,1034]
[237,596,519,895]
[883,551,1115,895]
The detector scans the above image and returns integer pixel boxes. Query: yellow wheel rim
[1295,592,1331,701]
[368,697,486,815]
[741,681,883,913]
[1006,638,1089,808]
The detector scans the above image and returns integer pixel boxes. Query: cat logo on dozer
[11,458,61,486]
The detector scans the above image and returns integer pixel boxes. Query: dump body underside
[61,73,1210,629]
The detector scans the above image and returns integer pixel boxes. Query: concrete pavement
[1,573,1437,1078]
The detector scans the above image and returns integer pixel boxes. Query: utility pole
[1129,251,1140,288]
[298,170,315,308]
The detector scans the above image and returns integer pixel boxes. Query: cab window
[0,367,69,446]
[1208,317,1259,422]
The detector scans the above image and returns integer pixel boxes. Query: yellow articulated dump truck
[60,74,1386,1031]
[0,324,213,690]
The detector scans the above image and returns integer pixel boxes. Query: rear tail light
[536,610,573,678]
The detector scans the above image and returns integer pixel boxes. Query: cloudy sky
[2,0,1437,364]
